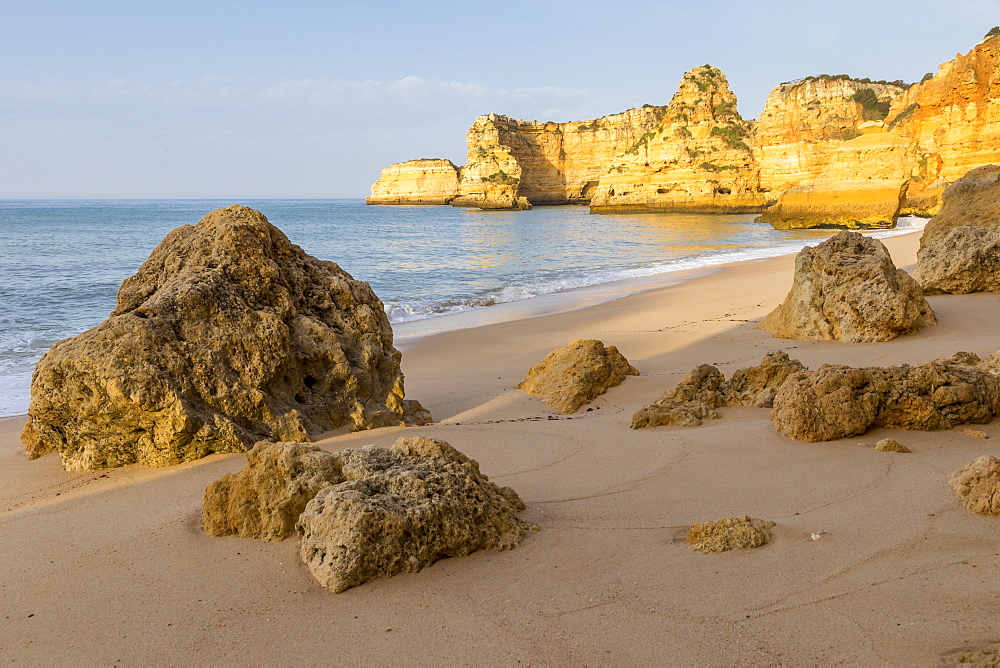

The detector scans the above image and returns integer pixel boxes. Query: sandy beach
[4,230,1000,665]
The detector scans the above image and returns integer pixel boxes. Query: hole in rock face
[303,375,318,388]
[295,394,305,404]
[656,188,668,194]
[716,187,732,195]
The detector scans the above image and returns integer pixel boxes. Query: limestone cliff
[365,31,1000,226]
[755,77,910,229]
[888,33,1000,215]
[366,159,459,205]
[451,114,531,210]
[590,66,766,213]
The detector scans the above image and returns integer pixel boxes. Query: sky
[1,0,999,199]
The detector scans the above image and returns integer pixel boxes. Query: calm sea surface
[0,199,925,417]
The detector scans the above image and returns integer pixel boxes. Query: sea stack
[21,205,407,470]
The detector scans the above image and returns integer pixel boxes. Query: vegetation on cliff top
[784,73,911,89]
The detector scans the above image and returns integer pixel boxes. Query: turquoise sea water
[0,199,925,417]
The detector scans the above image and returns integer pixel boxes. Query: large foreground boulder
[758,231,935,342]
[21,205,407,470]
[202,437,535,593]
[631,352,804,428]
[771,353,1000,442]
[519,339,638,413]
[296,437,534,592]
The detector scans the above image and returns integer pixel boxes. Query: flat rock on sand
[21,205,408,470]
[518,339,638,413]
[686,516,776,554]
[759,231,935,342]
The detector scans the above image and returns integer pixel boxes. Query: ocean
[0,199,926,418]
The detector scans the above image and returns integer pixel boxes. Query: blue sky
[1,0,998,198]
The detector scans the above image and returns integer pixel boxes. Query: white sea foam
[384,216,927,324]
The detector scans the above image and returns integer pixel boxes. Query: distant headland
[368,30,1000,230]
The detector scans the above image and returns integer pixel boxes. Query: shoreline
[9,226,1000,664]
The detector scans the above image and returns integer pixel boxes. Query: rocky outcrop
[687,516,775,554]
[631,352,804,428]
[202,441,344,541]
[919,226,1000,294]
[917,165,1000,293]
[725,351,807,408]
[755,77,911,229]
[297,437,534,592]
[759,231,935,342]
[21,206,407,470]
[451,115,531,210]
[948,455,1000,515]
[590,66,767,214]
[771,353,1000,442]
[519,339,638,414]
[889,33,1000,214]
[919,165,1000,248]
[366,159,460,205]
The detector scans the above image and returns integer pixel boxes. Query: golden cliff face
[367,32,1000,226]
[450,114,530,210]
[889,33,1000,215]
[450,108,668,208]
[366,159,460,205]
[590,66,766,214]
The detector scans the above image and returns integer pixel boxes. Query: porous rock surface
[920,229,1000,299]
[519,339,638,414]
[948,455,1000,515]
[631,352,804,428]
[771,353,1000,442]
[917,166,1000,293]
[21,205,407,470]
[202,441,344,541]
[687,516,775,554]
[758,231,936,342]
[296,437,535,593]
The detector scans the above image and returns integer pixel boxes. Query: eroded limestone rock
[687,516,775,553]
[919,164,1000,250]
[631,352,804,428]
[919,226,1000,295]
[948,455,1000,515]
[296,437,535,592]
[519,339,638,414]
[202,441,343,541]
[759,231,935,342]
[725,351,806,408]
[21,205,407,470]
[771,353,1000,442]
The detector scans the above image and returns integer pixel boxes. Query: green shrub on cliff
[852,88,891,121]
